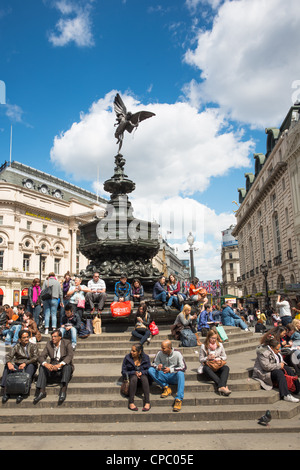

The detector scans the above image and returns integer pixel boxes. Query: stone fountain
[79,94,161,293]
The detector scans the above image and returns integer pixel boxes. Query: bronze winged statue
[113,93,155,153]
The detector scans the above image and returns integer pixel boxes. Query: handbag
[170,322,184,340]
[111,301,131,318]
[40,280,52,301]
[120,375,130,396]
[284,369,298,393]
[206,359,226,371]
[77,298,85,309]
[149,321,159,336]
[6,370,31,395]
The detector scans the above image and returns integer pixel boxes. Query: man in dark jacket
[33,329,74,405]
[1,329,39,404]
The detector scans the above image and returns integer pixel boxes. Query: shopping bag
[216,325,228,341]
[148,321,159,336]
[110,301,132,318]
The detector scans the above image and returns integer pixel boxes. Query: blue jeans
[167,295,183,311]
[114,295,130,302]
[43,298,59,329]
[281,316,293,327]
[154,292,167,303]
[132,328,151,345]
[29,304,42,327]
[60,326,77,345]
[4,325,22,345]
[234,318,248,330]
[148,367,185,401]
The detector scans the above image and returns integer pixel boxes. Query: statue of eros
[113,93,155,153]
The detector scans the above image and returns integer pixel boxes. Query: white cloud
[184,0,300,128]
[48,0,94,47]
[186,0,222,11]
[50,90,254,200]
[50,90,251,279]
[5,103,24,123]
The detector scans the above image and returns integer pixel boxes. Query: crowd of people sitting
[1,270,300,411]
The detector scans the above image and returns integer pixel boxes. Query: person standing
[28,278,42,327]
[148,340,186,412]
[276,295,293,327]
[42,273,63,335]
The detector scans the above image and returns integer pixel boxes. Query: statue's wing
[113,93,127,117]
[126,111,156,133]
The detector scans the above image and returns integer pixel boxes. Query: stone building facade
[221,226,242,299]
[0,161,107,306]
[232,104,300,311]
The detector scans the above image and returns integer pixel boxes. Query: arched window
[277,275,286,291]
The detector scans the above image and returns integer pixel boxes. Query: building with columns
[0,160,107,306]
[232,103,300,311]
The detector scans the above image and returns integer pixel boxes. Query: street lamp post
[187,232,195,280]
[260,261,270,313]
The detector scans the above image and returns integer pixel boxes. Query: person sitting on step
[1,329,39,404]
[252,335,300,403]
[114,274,131,302]
[33,329,74,406]
[198,303,218,337]
[130,279,145,305]
[198,329,231,396]
[221,300,249,331]
[131,303,152,345]
[152,276,172,312]
[60,304,81,351]
[121,343,151,412]
[148,340,186,412]
[85,272,107,315]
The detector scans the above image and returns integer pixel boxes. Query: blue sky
[1,0,299,280]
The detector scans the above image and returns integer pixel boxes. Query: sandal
[142,404,151,412]
[128,404,138,411]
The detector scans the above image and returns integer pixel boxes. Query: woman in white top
[198,329,231,396]
[66,277,88,319]
[276,295,293,327]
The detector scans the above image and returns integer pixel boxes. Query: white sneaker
[283,394,299,403]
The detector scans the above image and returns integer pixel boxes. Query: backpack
[180,328,197,347]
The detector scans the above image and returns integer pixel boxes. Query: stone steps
[1,326,300,436]
[2,417,300,436]
[0,402,299,424]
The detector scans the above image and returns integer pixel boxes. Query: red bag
[149,321,159,336]
[284,370,298,393]
[110,301,131,318]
